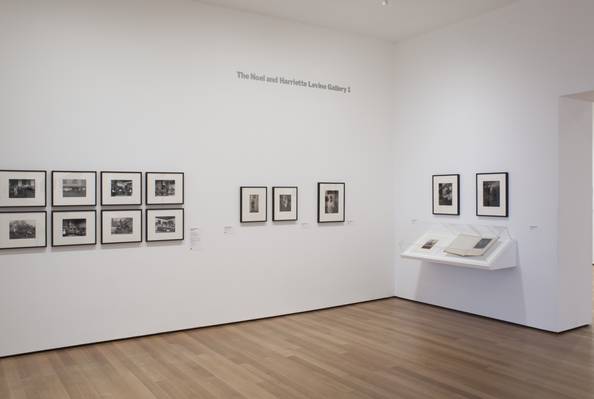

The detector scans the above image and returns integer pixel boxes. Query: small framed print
[52,210,96,247]
[318,182,345,223]
[52,171,97,207]
[146,172,184,205]
[0,170,46,208]
[101,209,142,244]
[0,211,47,250]
[476,172,509,217]
[240,186,267,223]
[432,174,460,216]
[101,171,142,206]
[146,208,184,242]
[272,187,298,222]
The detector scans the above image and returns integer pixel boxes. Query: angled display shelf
[399,222,517,270]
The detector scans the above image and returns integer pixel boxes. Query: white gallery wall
[0,0,396,356]
[2,0,594,357]
[392,0,594,332]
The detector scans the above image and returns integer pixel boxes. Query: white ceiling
[196,0,518,42]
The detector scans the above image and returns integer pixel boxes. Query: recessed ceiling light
[381,0,389,5]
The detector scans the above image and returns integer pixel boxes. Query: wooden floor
[1,286,593,399]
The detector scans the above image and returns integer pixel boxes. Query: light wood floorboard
[1,277,593,399]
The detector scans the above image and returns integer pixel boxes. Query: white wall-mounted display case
[399,221,517,270]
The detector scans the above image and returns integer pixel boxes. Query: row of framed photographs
[240,182,345,223]
[0,170,184,207]
[0,209,184,250]
[432,172,509,217]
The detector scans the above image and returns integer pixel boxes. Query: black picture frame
[51,170,97,207]
[0,169,47,208]
[51,210,97,247]
[240,186,268,223]
[146,208,185,242]
[145,172,184,205]
[0,210,47,250]
[476,172,509,218]
[317,182,345,223]
[100,209,143,244]
[432,174,460,216]
[272,186,298,222]
[100,171,143,206]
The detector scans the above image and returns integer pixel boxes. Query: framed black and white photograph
[476,172,509,217]
[52,171,97,207]
[272,186,298,222]
[240,186,267,223]
[52,210,96,247]
[317,182,345,223]
[146,208,184,242]
[146,172,184,205]
[0,170,46,208]
[432,174,460,216]
[0,211,47,250]
[101,171,142,206]
[101,209,142,244]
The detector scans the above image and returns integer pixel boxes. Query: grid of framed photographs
[0,169,185,250]
[1,168,512,249]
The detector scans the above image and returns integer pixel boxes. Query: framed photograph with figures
[52,171,96,207]
[52,210,96,247]
[272,186,298,222]
[317,182,345,223]
[146,172,184,205]
[101,171,142,206]
[0,211,47,250]
[146,208,184,242]
[476,172,508,217]
[240,186,267,223]
[0,170,46,208]
[101,209,142,244]
[432,174,460,216]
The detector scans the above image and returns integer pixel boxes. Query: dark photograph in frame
[100,171,142,206]
[101,209,143,244]
[240,186,267,223]
[476,172,509,217]
[146,208,184,242]
[51,210,97,247]
[0,211,47,250]
[317,182,345,223]
[145,172,184,205]
[272,186,298,222]
[0,170,47,208]
[432,174,460,216]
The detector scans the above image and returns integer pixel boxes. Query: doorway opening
[558,91,594,329]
